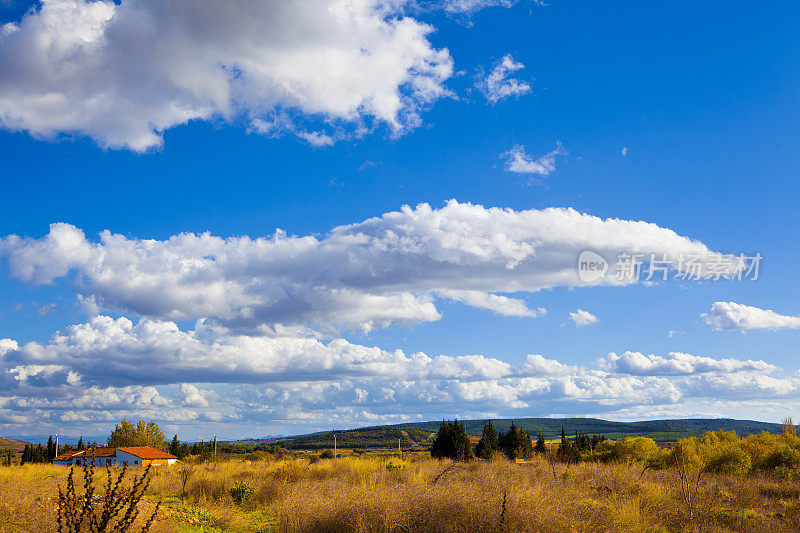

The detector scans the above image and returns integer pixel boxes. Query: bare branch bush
[57,458,159,533]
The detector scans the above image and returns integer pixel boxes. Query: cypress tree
[559,427,567,450]
[20,444,47,464]
[169,435,180,456]
[475,421,499,460]
[47,435,55,460]
[77,437,84,450]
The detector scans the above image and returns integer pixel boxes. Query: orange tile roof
[53,447,118,460]
[52,450,83,461]
[117,446,177,460]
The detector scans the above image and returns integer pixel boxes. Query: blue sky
[0,0,798,440]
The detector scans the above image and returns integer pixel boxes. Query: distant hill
[269,427,434,451]
[0,436,30,453]
[396,418,784,442]
[265,418,783,450]
[7,434,106,446]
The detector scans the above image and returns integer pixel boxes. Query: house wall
[58,456,127,467]
[52,449,177,467]
[114,449,146,467]
[142,458,178,467]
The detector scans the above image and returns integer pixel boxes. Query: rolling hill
[264,417,783,450]
[0,436,30,454]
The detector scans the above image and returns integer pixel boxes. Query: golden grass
[2,454,800,532]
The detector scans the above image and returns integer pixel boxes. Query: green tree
[107,419,167,450]
[534,433,546,454]
[430,420,472,461]
[76,436,84,450]
[46,435,55,460]
[591,434,606,450]
[21,443,47,464]
[499,421,533,460]
[475,421,499,460]
[556,427,580,463]
[169,435,180,456]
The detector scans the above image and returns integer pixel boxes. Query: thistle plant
[57,458,159,533]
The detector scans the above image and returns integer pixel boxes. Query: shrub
[614,437,659,464]
[759,445,800,474]
[245,450,274,462]
[671,437,704,471]
[229,481,255,505]
[598,437,660,466]
[701,430,741,447]
[320,449,335,459]
[705,445,751,476]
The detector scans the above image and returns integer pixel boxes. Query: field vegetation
[5,420,800,532]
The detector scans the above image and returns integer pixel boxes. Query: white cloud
[0,201,733,332]
[440,0,516,14]
[0,0,453,151]
[476,54,531,104]
[0,314,792,435]
[501,143,566,177]
[435,289,544,317]
[0,340,18,356]
[439,0,545,15]
[569,309,598,327]
[703,301,800,331]
[179,384,212,408]
[598,351,776,375]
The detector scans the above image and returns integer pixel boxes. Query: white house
[52,446,178,467]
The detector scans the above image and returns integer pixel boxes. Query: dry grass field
[2,450,800,532]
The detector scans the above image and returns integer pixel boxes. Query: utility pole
[398,437,401,458]
[213,434,217,457]
[334,433,337,459]
[55,434,59,458]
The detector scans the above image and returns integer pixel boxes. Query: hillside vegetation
[266,417,781,450]
[0,437,27,454]
[272,428,433,450]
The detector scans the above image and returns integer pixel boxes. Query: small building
[52,446,178,467]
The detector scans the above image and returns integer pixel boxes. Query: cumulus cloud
[476,54,531,104]
[703,301,800,331]
[179,383,213,408]
[435,289,545,317]
[0,0,453,150]
[0,314,790,434]
[598,351,777,375]
[0,201,734,332]
[501,143,566,177]
[569,309,598,327]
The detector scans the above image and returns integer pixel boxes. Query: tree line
[430,419,606,462]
